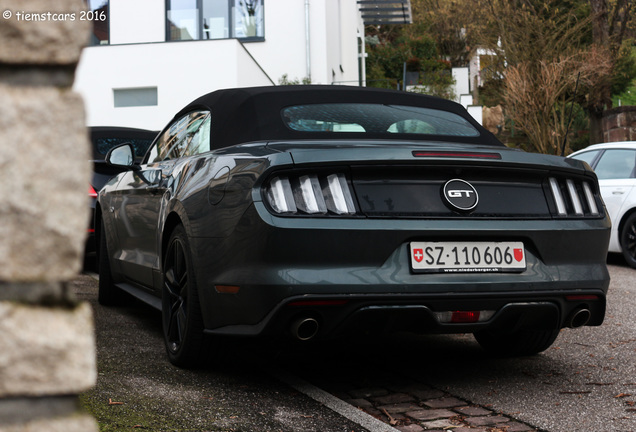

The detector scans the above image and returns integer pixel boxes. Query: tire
[97,219,122,306]
[620,212,636,269]
[474,328,561,357]
[162,225,206,368]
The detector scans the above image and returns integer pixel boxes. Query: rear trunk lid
[265,140,603,220]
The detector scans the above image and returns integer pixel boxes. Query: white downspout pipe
[305,0,311,83]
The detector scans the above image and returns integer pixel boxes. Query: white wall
[339,0,365,85]
[310,0,329,83]
[324,0,356,85]
[76,0,365,128]
[110,0,165,44]
[240,1,308,84]
[189,0,365,86]
[467,105,483,125]
[75,40,273,129]
[452,67,469,102]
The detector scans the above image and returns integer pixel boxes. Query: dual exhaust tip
[567,308,591,328]
[290,317,320,341]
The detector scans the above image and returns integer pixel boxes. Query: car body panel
[600,179,636,251]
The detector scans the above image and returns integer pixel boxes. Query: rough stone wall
[602,106,636,142]
[0,0,97,430]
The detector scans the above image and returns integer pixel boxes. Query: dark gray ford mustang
[96,85,610,367]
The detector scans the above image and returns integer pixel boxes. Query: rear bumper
[193,203,610,338]
[204,290,606,339]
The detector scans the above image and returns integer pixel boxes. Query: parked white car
[569,141,636,268]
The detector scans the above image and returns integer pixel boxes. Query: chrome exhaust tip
[567,308,591,328]
[291,317,319,341]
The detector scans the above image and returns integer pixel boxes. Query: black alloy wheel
[162,225,206,367]
[620,213,636,269]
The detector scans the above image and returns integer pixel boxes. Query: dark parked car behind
[87,127,157,254]
[96,86,610,367]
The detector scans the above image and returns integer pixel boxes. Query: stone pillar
[0,0,97,431]
[602,106,636,143]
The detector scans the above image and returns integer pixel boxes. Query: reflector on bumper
[434,310,495,323]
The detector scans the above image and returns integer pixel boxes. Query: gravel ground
[75,255,635,432]
[73,273,370,432]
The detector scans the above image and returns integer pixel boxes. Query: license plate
[410,241,526,273]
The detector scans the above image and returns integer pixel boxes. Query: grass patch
[80,390,186,431]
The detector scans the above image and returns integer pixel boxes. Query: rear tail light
[265,173,357,216]
[548,177,602,218]
[89,185,98,198]
[267,177,297,213]
[296,175,326,214]
[548,177,567,215]
[582,182,599,215]
[323,174,356,215]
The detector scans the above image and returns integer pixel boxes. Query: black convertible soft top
[171,85,504,149]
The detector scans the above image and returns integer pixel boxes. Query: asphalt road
[74,271,370,432]
[413,258,635,432]
[77,256,636,432]
[290,257,636,432]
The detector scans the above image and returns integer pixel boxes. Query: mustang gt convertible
[96,86,610,367]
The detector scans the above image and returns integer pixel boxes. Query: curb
[271,369,401,432]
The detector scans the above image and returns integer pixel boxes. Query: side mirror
[105,143,137,170]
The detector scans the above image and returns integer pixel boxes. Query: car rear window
[281,103,480,137]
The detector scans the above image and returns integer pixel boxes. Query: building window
[203,1,230,39]
[233,0,263,38]
[86,0,109,45]
[167,0,198,40]
[166,0,263,41]
[113,87,158,108]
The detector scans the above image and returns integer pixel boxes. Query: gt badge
[442,179,479,212]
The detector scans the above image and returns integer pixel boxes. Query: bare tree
[586,0,633,143]
[407,0,633,150]
[505,47,612,154]
[470,0,632,152]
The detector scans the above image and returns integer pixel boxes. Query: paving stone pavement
[314,377,539,431]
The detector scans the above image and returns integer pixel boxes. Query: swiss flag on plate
[413,248,424,263]
[514,248,524,262]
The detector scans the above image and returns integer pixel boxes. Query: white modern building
[74,0,413,130]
